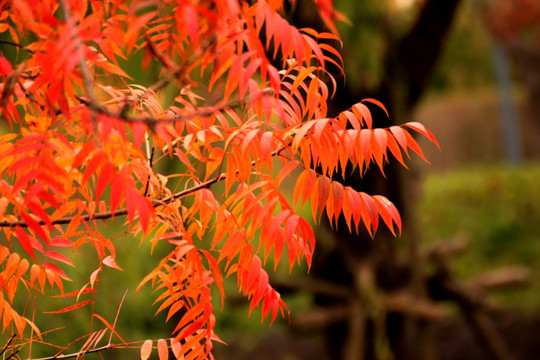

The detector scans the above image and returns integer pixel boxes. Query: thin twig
[110,290,128,344]
[143,145,154,197]
[0,333,16,356]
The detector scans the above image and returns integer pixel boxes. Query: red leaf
[182,5,199,45]
[331,181,344,226]
[44,251,74,267]
[110,170,124,214]
[316,175,331,219]
[16,226,36,260]
[241,129,260,153]
[276,160,299,187]
[96,161,114,201]
[83,151,105,184]
[50,238,73,248]
[135,193,152,232]
[42,262,71,281]
[346,188,362,233]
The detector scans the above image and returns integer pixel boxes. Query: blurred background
[8,0,539,359]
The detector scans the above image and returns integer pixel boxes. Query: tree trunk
[297,1,463,358]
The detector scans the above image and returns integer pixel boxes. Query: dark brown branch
[0,144,288,228]
[0,40,35,53]
[0,334,17,357]
[0,173,224,228]
[143,145,155,197]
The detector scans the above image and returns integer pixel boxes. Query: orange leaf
[170,340,182,359]
[360,193,379,235]
[53,287,94,298]
[389,126,409,156]
[141,339,153,360]
[362,98,389,118]
[403,129,429,162]
[103,255,123,271]
[404,121,439,148]
[373,195,402,235]
[43,299,92,314]
[93,313,126,344]
[352,102,373,129]
[90,267,101,288]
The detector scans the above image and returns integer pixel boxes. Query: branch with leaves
[0,0,438,359]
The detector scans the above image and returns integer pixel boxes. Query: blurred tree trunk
[291,1,462,359]
[482,0,540,158]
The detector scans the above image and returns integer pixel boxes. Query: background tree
[275,1,462,359]
[483,0,540,158]
[0,0,437,359]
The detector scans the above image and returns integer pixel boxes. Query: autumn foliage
[0,0,437,359]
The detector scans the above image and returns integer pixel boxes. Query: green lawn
[418,163,540,309]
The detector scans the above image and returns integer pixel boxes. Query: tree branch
[0,146,287,228]
[76,89,271,125]
[0,173,224,228]
[0,40,35,53]
[30,343,121,360]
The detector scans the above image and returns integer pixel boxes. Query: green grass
[418,163,540,309]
